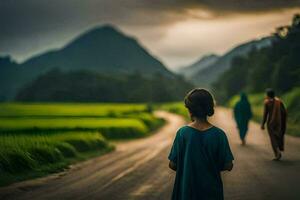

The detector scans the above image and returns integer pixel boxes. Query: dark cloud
[0,0,186,60]
[0,0,299,63]
[2,0,299,38]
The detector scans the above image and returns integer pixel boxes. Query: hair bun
[207,107,214,117]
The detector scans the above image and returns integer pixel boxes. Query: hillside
[179,37,273,87]
[15,69,193,102]
[213,14,300,102]
[228,88,300,137]
[177,54,219,79]
[21,25,172,76]
[0,25,176,101]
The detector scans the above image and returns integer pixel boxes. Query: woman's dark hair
[184,88,215,119]
[266,88,275,98]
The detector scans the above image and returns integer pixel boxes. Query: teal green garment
[234,93,252,140]
[168,126,234,200]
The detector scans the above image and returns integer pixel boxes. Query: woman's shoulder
[175,125,197,137]
[177,125,226,135]
[211,126,225,133]
[176,125,190,134]
[209,126,228,138]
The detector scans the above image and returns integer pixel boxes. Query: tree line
[16,69,193,103]
[213,14,300,103]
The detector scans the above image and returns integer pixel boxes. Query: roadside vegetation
[158,102,189,119]
[0,132,113,186]
[211,14,299,137]
[213,15,300,104]
[228,88,300,137]
[0,103,164,186]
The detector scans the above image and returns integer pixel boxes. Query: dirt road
[1,108,300,200]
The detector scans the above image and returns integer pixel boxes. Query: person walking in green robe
[234,93,253,145]
[168,88,234,200]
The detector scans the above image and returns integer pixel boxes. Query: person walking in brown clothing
[261,89,287,161]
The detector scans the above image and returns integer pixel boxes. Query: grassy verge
[0,131,114,186]
[228,88,300,137]
[0,148,113,187]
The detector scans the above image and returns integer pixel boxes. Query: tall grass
[0,132,113,185]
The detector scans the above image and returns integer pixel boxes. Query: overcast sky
[1,0,300,69]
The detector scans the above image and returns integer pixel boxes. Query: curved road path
[1,108,300,200]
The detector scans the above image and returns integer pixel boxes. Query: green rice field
[0,103,147,117]
[0,118,148,138]
[158,102,189,119]
[0,103,164,186]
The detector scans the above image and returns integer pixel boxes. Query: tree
[213,13,300,102]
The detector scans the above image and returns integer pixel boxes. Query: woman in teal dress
[168,88,234,200]
[234,93,252,145]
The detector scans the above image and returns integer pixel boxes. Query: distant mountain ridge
[178,37,274,87]
[177,54,219,79]
[213,14,300,102]
[0,25,175,101]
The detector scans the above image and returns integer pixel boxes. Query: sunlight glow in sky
[0,0,299,70]
[130,9,299,68]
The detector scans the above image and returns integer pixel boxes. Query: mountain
[21,25,172,76]
[0,25,175,100]
[177,54,219,79]
[179,37,273,88]
[213,14,300,102]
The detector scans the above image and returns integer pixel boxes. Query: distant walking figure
[261,89,287,161]
[168,88,234,200]
[234,93,252,145]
